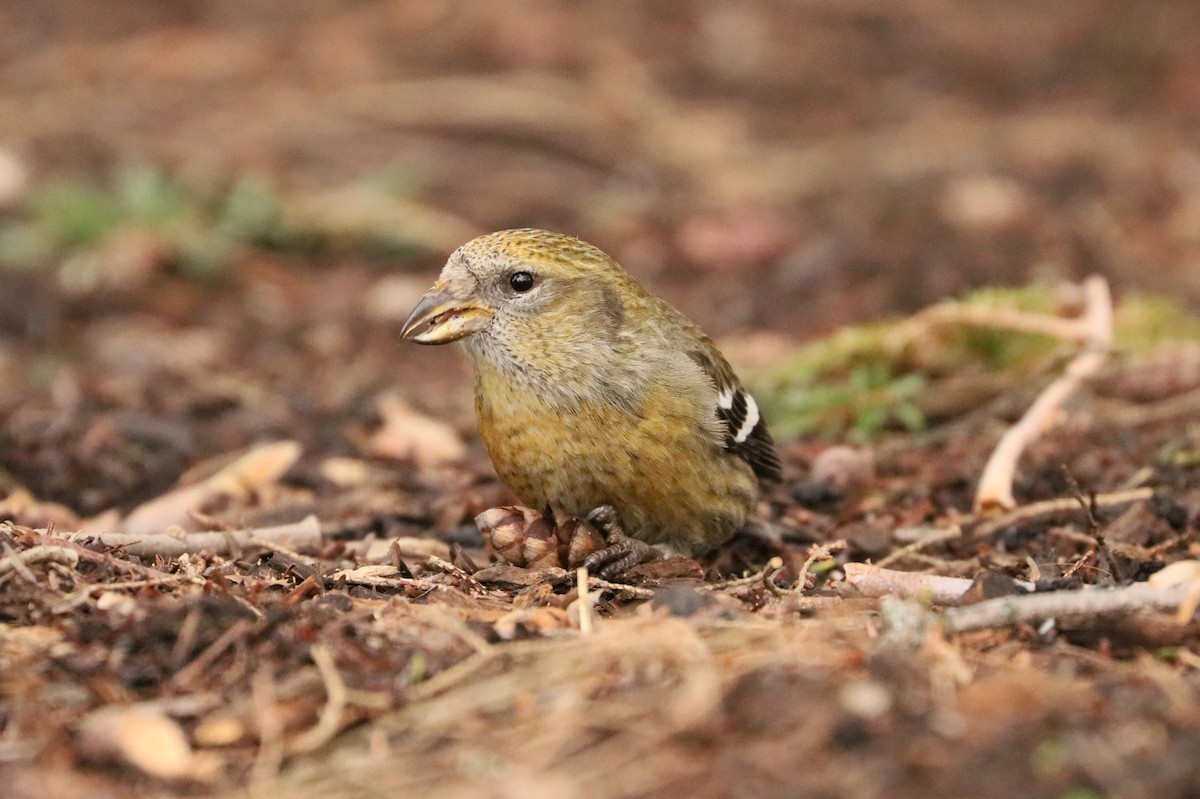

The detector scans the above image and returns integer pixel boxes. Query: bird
[401,228,780,575]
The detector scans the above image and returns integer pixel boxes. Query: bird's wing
[688,344,783,482]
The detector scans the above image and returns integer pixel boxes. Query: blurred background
[0,0,1199,513]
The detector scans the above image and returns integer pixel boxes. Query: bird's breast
[471,358,758,553]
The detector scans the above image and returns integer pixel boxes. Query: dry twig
[795,543,845,593]
[876,527,960,568]
[422,555,486,592]
[289,644,348,755]
[0,544,77,579]
[972,488,1152,540]
[249,666,285,795]
[575,566,595,636]
[13,525,166,579]
[704,556,786,594]
[172,619,259,689]
[1102,385,1200,429]
[587,576,656,600]
[974,275,1113,511]
[1063,469,1122,583]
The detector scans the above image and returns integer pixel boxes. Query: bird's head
[401,229,637,369]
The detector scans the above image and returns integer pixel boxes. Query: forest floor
[3,2,1200,798]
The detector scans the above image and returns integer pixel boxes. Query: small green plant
[0,163,446,283]
[0,164,290,281]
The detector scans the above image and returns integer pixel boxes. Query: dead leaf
[76,704,221,781]
[493,606,572,639]
[1147,560,1200,588]
[121,441,302,535]
[367,392,465,467]
[319,457,371,486]
[0,487,82,530]
[1148,561,1200,623]
[361,536,452,562]
[474,563,569,588]
[622,556,705,582]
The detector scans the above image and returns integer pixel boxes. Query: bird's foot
[581,505,661,580]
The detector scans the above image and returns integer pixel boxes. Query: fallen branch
[67,515,323,558]
[942,581,1196,633]
[974,275,1113,511]
[842,563,1200,633]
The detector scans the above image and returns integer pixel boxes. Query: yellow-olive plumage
[402,229,779,555]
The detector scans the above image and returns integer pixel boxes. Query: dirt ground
[3,2,1200,798]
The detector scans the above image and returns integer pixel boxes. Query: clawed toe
[581,505,660,579]
[585,504,620,533]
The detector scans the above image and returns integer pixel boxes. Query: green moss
[754,284,1200,441]
[1115,295,1200,350]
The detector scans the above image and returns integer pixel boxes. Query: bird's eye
[508,271,536,293]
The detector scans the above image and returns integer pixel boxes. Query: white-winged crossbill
[401,229,780,572]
